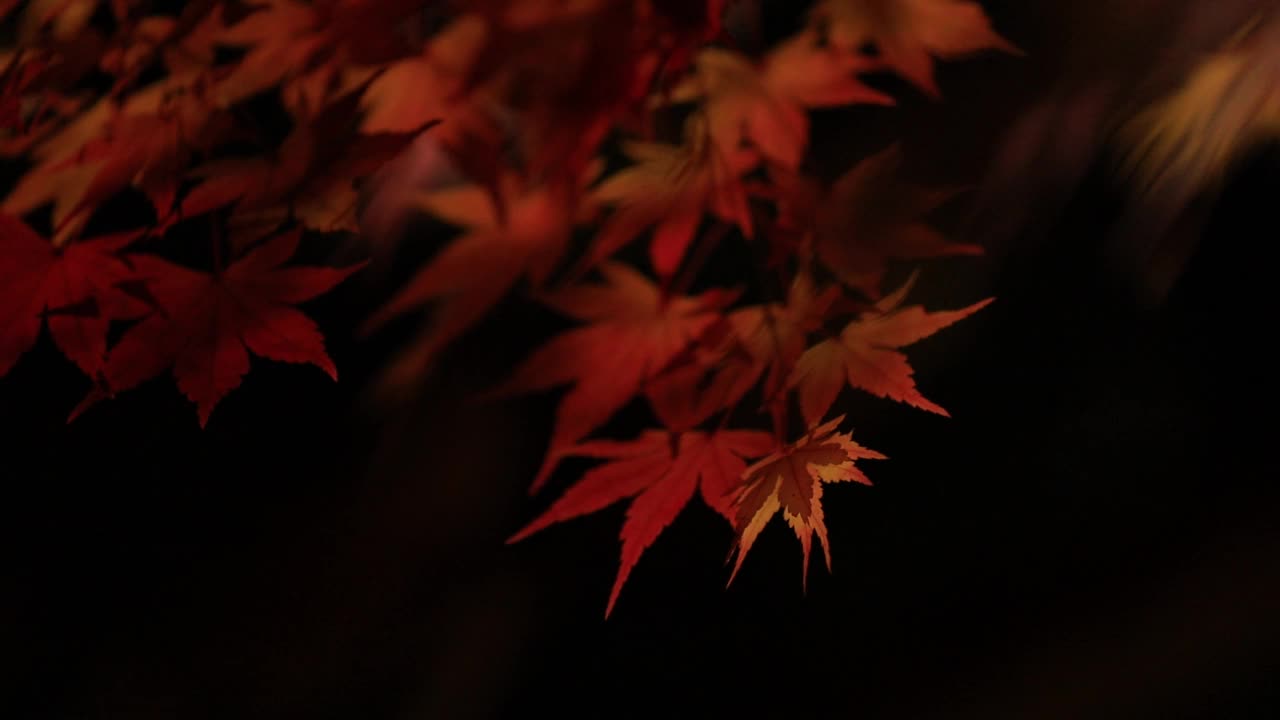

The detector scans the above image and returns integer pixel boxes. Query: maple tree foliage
[0,0,1060,615]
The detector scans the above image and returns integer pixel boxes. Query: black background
[4,2,1280,718]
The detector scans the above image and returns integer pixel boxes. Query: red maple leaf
[495,262,737,490]
[510,426,775,616]
[73,229,363,426]
[0,213,145,378]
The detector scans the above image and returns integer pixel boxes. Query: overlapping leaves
[1,0,1013,615]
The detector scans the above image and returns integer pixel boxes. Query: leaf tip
[67,388,107,424]
[506,524,538,545]
[317,355,339,381]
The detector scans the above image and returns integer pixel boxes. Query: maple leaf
[510,426,775,616]
[761,28,896,110]
[667,33,891,169]
[789,276,992,425]
[728,415,885,587]
[359,14,488,135]
[176,83,427,235]
[667,48,810,170]
[814,145,983,298]
[455,1,669,179]
[16,0,99,43]
[211,0,420,115]
[496,261,737,490]
[0,49,52,141]
[810,0,1017,97]
[0,214,144,378]
[361,171,595,388]
[706,272,843,412]
[4,77,226,242]
[590,118,755,279]
[74,229,363,426]
[211,0,335,109]
[99,16,181,80]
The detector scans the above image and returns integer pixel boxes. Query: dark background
[4,2,1280,717]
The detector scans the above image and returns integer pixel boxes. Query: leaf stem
[665,219,731,302]
[211,222,225,275]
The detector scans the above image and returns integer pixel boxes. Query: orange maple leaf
[810,0,1017,97]
[789,275,992,425]
[73,229,363,426]
[510,426,774,616]
[668,32,891,169]
[590,117,755,279]
[496,261,737,490]
[729,415,885,587]
[359,14,487,135]
[212,0,352,110]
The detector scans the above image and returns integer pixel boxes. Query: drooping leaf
[729,415,884,587]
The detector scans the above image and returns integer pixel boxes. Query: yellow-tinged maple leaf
[496,262,738,491]
[810,0,1017,97]
[789,275,992,425]
[814,144,983,298]
[510,427,775,616]
[590,117,755,279]
[729,415,885,587]
[667,33,891,169]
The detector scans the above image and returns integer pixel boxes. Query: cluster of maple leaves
[1,0,1016,615]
